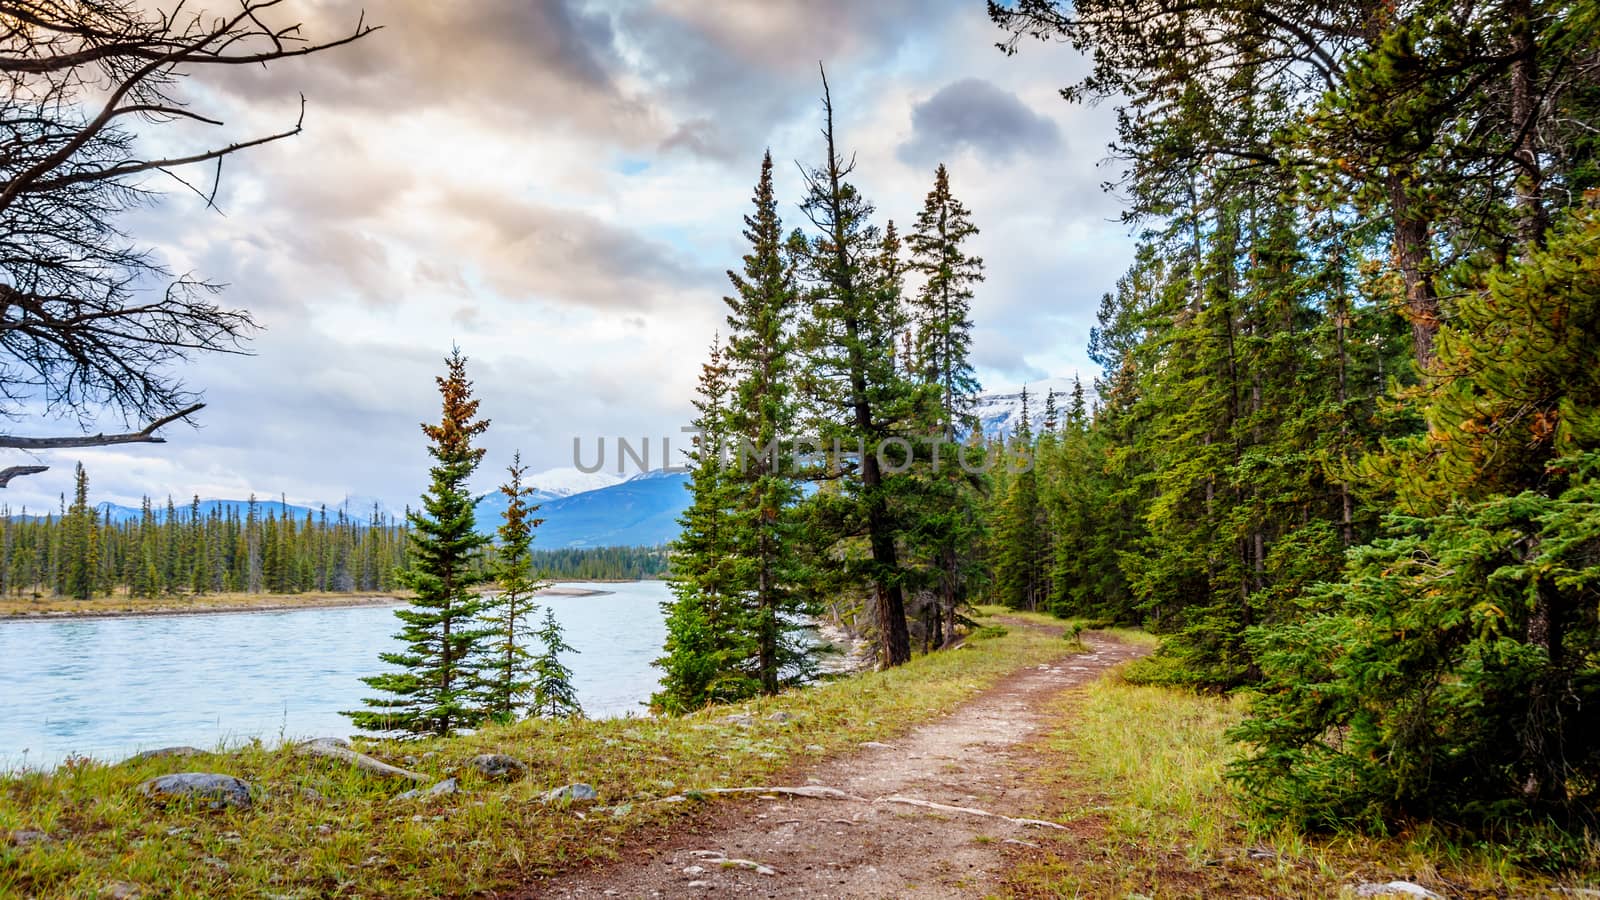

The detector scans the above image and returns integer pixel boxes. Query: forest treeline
[660,0,1600,858]
[0,465,664,599]
[981,0,1600,851]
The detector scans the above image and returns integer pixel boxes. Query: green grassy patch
[0,613,1067,898]
[1003,679,1600,898]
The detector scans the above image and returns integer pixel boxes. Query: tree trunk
[1508,0,1547,250]
[1522,565,1567,804]
[1389,175,1440,370]
[758,530,778,694]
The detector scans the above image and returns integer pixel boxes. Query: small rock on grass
[723,713,755,727]
[395,778,459,801]
[128,746,205,762]
[1353,882,1444,899]
[6,829,52,848]
[468,753,527,782]
[137,773,252,810]
[541,782,598,803]
[100,881,142,899]
[766,711,795,723]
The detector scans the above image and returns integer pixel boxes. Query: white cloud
[0,1,1134,512]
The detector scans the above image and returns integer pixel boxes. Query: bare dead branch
[0,2,373,426]
[0,464,48,485]
[0,402,202,449]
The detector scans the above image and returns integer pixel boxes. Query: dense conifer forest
[980,0,1600,838]
[653,2,1600,855]
[0,464,666,599]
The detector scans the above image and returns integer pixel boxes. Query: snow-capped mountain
[973,376,1090,440]
[522,466,624,501]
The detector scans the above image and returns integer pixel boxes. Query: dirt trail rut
[532,629,1150,899]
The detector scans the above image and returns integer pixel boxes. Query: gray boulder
[467,753,527,782]
[137,773,252,810]
[541,782,598,804]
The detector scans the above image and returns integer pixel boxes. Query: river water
[0,581,670,769]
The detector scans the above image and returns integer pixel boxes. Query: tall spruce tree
[906,163,984,434]
[479,452,546,722]
[722,151,813,694]
[347,349,492,737]
[60,462,96,600]
[903,164,986,646]
[654,337,759,712]
[797,68,916,668]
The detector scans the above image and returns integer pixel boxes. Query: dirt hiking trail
[528,624,1150,899]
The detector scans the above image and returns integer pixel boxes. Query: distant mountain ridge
[479,469,689,548]
[68,471,693,549]
[35,383,1074,547]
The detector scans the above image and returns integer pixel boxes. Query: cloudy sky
[6,0,1132,512]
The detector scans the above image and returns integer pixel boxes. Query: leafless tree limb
[0,401,203,450]
[0,0,377,486]
[0,464,48,485]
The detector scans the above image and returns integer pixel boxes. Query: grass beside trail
[0,611,1070,899]
[1004,677,1600,898]
[0,590,409,619]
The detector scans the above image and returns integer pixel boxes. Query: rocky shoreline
[814,619,876,676]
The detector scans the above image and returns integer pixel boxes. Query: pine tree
[895,164,990,650]
[132,497,159,598]
[654,337,759,713]
[529,607,582,719]
[721,151,812,694]
[906,163,984,434]
[346,348,492,737]
[60,463,97,600]
[478,452,546,723]
[796,68,916,668]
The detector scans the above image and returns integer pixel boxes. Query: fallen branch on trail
[874,795,1066,830]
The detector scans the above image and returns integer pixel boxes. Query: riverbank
[0,610,1074,899]
[0,585,617,621]
[4,610,1585,898]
